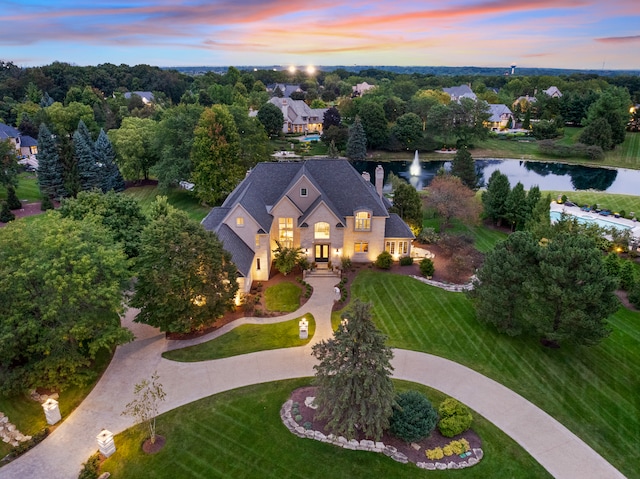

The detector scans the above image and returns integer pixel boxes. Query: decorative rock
[294,426,305,436]
[447,461,459,469]
[459,460,468,468]
[337,436,348,445]
[391,452,408,464]
[360,439,374,449]
[304,396,318,409]
[97,473,111,479]
[436,462,447,470]
[7,424,15,432]
[474,448,484,460]
[410,442,421,450]
[0,416,8,423]
[305,430,315,439]
[468,457,478,466]
[425,463,436,470]
[313,431,326,441]
[348,439,360,448]
[50,393,59,401]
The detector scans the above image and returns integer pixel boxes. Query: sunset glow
[1,0,638,69]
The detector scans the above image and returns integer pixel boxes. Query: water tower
[511,63,517,75]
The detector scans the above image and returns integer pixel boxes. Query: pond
[352,159,640,196]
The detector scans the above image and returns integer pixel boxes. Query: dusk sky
[2,0,639,70]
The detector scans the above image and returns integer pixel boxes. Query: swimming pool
[300,134,321,142]
[550,210,631,231]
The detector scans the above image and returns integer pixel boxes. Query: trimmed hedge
[438,398,473,438]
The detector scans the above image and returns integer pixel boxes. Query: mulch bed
[288,386,481,466]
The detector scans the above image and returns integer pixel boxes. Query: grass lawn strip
[100,379,551,479]
[545,191,640,217]
[162,314,315,362]
[348,270,639,478]
[123,185,209,222]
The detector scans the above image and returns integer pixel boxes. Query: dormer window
[236,217,244,228]
[300,188,308,197]
[354,211,371,231]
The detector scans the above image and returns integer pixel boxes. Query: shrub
[628,280,640,309]
[0,202,15,223]
[619,260,637,291]
[389,390,438,443]
[295,414,303,422]
[341,256,352,270]
[450,438,470,455]
[426,447,444,460]
[419,258,435,277]
[41,195,54,211]
[438,398,473,437]
[78,452,101,479]
[303,421,313,430]
[375,251,393,269]
[417,227,439,244]
[399,256,413,266]
[442,444,454,456]
[7,186,21,210]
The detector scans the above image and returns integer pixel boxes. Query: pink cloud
[596,35,640,43]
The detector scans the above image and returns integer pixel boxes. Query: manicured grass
[264,282,302,312]
[123,185,210,222]
[100,379,551,479]
[0,348,113,460]
[347,270,640,478]
[545,191,640,217]
[422,217,508,253]
[162,315,315,362]
[0,172,41,203]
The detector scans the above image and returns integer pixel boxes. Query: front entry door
[314,244,329,263]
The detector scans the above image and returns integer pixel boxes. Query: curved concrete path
[0,276,626,479]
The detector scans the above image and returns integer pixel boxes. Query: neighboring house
[352,82,376,96]
[201,159,414,294]
[268,83,303,98]
[486,104,515,131]
[443,85,477,102]
[513,95,537,111]
[268,97,328,134]
[0,122,21,151]
[543,86,562,98]
[19,135,38,157]
[124,91,154,104]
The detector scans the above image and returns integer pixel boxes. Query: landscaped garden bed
[283,386,483,471]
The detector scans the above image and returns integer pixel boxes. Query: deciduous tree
[109,117,159,182]
[256,102,284,137]
[424,175,480,229]
[0,213,132,394]
[132,201,238,333]
[311,300,395,441]
[191,105,243,205]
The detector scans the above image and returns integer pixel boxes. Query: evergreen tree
[95,129,125,192]
[6,185,21,210]
[74,123,101,191]
[36,123,65,199]
[346,116,367,161]
[481,170,510,226]
[450,146,477,189]
[326,139,340,158]
[504,182,528,231]
[311,300,395,441]
[390,182,423,234]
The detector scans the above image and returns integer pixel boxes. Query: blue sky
[2,0,639,69]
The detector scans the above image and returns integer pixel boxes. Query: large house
[0,122,21,151]
[268,98,328,134]
[201,159,414,293]
[443,85,477,102]
[486,104,515,131]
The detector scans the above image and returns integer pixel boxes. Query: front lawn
[422,217,508,253]
[99,379,550,479]
[348,270,639,478]
[162,315,316,362]
[264,282,302,312]
[0,172,41,203]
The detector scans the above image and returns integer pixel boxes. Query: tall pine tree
[36,123,65,199]
[74,120,101,191]
[481,170,511,226]
[95,129,125,192]
[450,146,477,189]
[346,116,367,161]
[311,300,395,441]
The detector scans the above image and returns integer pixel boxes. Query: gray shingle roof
[443,85,477,101]
[0,122,20,140]
[215,224,254,278]
[19,135,37,147]
[385,213,415,239]
[487,104,513,122]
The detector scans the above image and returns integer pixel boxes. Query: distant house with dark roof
[268,98,328,134]
[124,91,154,104]
[0,122,21,151]
[201,159,414,293]
[268,83,303,98]
[485,104,515,131]
[443,85,477,102]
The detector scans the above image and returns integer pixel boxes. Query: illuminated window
[355,211,371,231]
[300,188,308,197]
[399,241,408,255]
[255,235,260,248]
[314,222,330,239]
[354,242,369,253]
[385,241,395,254]
[278,217,293,248]
[256,258,261,270]
[236,217,244,227]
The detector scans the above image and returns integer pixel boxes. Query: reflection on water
[353,159,636,195]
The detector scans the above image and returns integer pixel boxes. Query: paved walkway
[0,276,626,479]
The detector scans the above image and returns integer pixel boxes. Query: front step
[304,268,340,278]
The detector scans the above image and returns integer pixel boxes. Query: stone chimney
[362,171,370,182]
[375,165,384,198]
